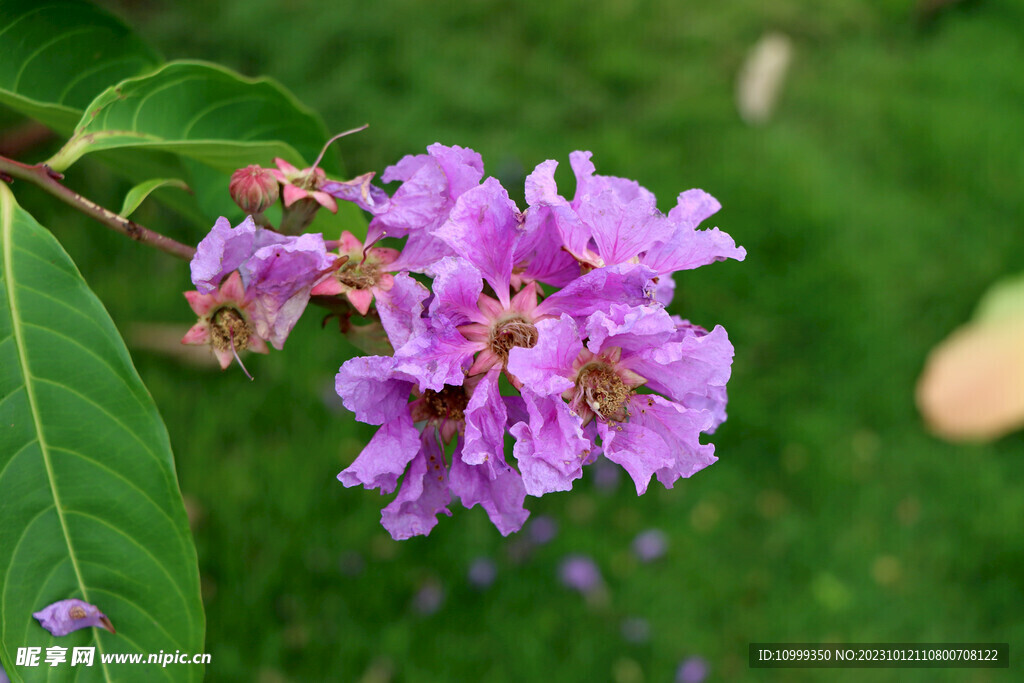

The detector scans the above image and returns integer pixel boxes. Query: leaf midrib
[1,186,113,682]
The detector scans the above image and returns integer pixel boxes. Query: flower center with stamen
[420,385,469,423]
[337,261,380,290]
[489,316,539,362]
[210,307,251,352]
[574,362,630,422]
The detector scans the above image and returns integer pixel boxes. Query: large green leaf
[0,184,204,682]
[47,60,333,174]
[0,0,160,134]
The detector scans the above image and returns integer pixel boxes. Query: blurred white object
[736,32,793,125]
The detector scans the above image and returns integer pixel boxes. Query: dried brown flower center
[337,260,380,290]
[69,606,86,619]
[210,307,251,352]
[489,316,539,362]
[420,385,469,423]
[575,362,630,421]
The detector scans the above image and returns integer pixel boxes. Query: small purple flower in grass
[33,599,115,637]
[1,662,8,683]
[528,515,558,545]
[632,529,668,562]
[559,554,603,594]
[467,557,497,589]
[411,580,444,615]
[676,656,710,683]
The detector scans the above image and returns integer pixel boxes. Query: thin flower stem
[0,154,196,261]
[310,124,369,172]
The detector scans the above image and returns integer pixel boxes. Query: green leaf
[0,184,204,682]
[0,0,160,134]
[974,272,1024,325]
[119,177,190,218]
[47,60,334,174]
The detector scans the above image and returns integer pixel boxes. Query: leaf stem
[0,154,196,261]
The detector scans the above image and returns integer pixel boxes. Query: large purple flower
[507,304,733,496]
[190,216,338,349]
[390,178,657,393]
[334,276,530,539]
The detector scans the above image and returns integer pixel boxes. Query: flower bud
[229,165,279,214]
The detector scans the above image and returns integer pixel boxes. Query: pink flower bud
[229,165,279,214]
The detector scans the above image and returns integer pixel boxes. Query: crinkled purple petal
[369,153,448,240]
[388,230,457,274]
[681,383,729,434]
[617,395,718,489]
[427,256,488,325]
[392,315,478,391]
[524,159,590,263]
[432,177,523,308]
[653,272,677,306]
[507,314,581,396]
[641,189,745,274]
[535,263,656,322]
[190,216,286,293]
[575,188,672,266]
[668,188,721,230]
[338,411,420,494]
[510,391,589,496]
[462,368,507,470]
[374,273,430,351]
[518,221,580,287]
[598,413,675,495]
[570,150,657,211]
[450,440,530,536]
[335,355,410,424]
[426,143,485,200]
[241,232,335,349]
[381,432,452,539]
[322,175,391,214]
[504,394,527,428]
[33,599,112,637]
[621,324,734,404]
[584,304,677,357]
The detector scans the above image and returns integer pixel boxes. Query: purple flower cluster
[330,145,745,539]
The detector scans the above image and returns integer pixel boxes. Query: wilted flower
[311,231,399,315]
[182,271,269,372]
[271,157,337,212]
[33,599,115,637]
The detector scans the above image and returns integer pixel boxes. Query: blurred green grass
[8,0,1024,680]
